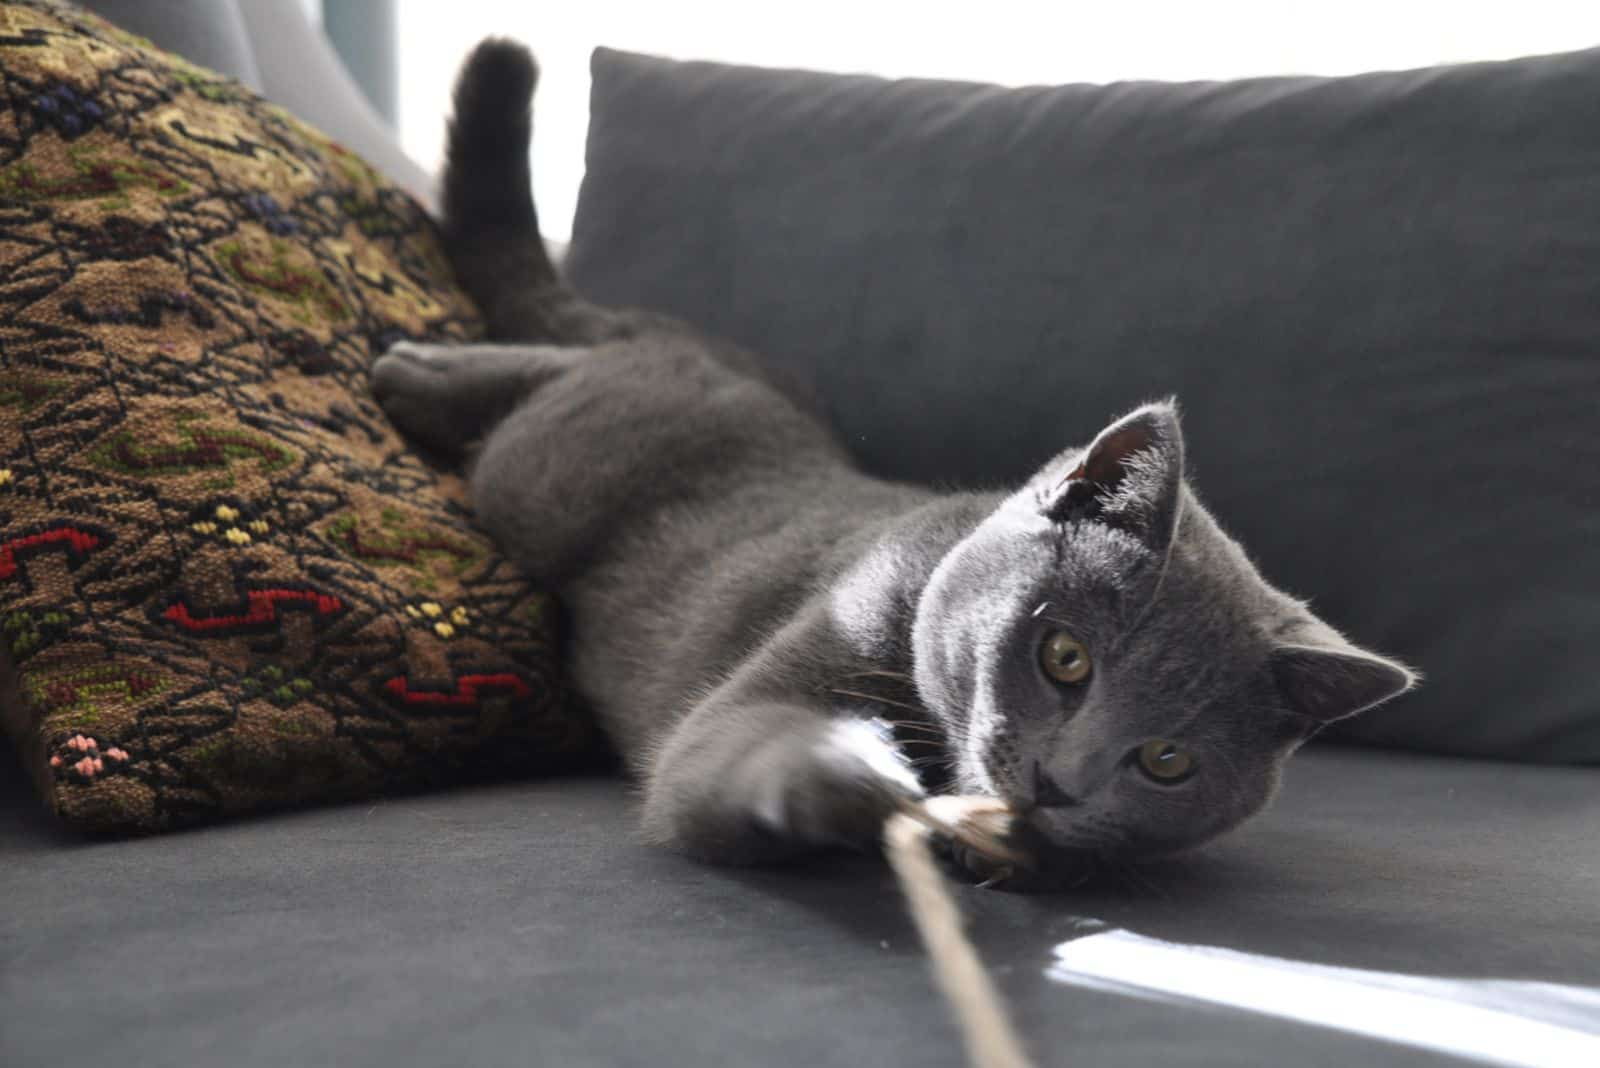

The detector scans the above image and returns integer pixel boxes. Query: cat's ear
[1271,644,1418,723]
[1042,400,1185,551]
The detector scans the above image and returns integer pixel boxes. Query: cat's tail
[441,38,617,344]
[440,39,812,400]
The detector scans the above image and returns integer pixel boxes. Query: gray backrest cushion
[566,48,1600,764]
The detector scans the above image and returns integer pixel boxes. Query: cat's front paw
[937,816,1091,892]
[750,719,925,850]
[943,831,1028,889]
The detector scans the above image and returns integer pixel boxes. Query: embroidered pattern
[405,600,473,639]
[49,734,130,779]
[0,373,69,412]
[0,144,187,203]
[217,238,349,323]
[88,414,296,477]
[2,609,71,659]
[239,665,315,707]
[27,662,166,715]
[0,526,104,582]
[0,1,594,833]
[64,290,216,330]
[160,587,345,635]
[382,672,534,709]
[324,508,482,588]
[191,503,271,546]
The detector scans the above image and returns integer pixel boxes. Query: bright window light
[396,1,1600,238]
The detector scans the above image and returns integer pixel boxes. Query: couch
[3,4,1597,1067]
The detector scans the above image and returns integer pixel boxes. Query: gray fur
[370,40,1417,884]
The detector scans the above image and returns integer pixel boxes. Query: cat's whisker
[840,669,915,683]
[826,687,923,713]
[877,719,945,735]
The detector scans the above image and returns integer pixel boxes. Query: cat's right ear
[1271,644,1418,724]
[1039,400,1185,553]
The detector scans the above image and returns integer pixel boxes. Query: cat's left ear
[1042,400,1185,553]
[1271,644,1418,723]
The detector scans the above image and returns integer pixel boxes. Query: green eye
[1040,630,1092,684]
[1136,739,1195,784]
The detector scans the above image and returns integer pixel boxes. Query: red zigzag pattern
[162,588,345,633]
[0,526,102,581]
[382,673,532,708]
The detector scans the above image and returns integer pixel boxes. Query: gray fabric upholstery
[3,747,1596,1066]
[567,49,1600,765]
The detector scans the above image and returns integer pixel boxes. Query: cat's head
[911,400,1415,868]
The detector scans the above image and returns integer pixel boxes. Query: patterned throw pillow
[0,0,596,831]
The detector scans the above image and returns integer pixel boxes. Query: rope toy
[885,797,1038,1068]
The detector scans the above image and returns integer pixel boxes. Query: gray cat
[372,40,1416,886]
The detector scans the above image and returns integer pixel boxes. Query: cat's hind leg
[372,340,579,456]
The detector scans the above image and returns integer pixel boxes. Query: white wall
[396,1,1600,239]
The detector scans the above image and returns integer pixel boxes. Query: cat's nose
[1031,761,1082,808]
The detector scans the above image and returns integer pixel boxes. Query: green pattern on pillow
[0,0,598,831]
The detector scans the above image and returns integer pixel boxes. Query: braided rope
[886,798,1037,1068]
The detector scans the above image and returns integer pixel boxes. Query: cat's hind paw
[372,341,469,454]
[373,340,580,457]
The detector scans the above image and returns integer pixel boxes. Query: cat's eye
[1039,630,1092,684]
[1135,739,1195,784]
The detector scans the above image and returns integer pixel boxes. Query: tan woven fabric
[0,0,596,832]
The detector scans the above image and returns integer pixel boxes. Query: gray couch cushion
[3,747,1596,1066]
[566,49,1600,765]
